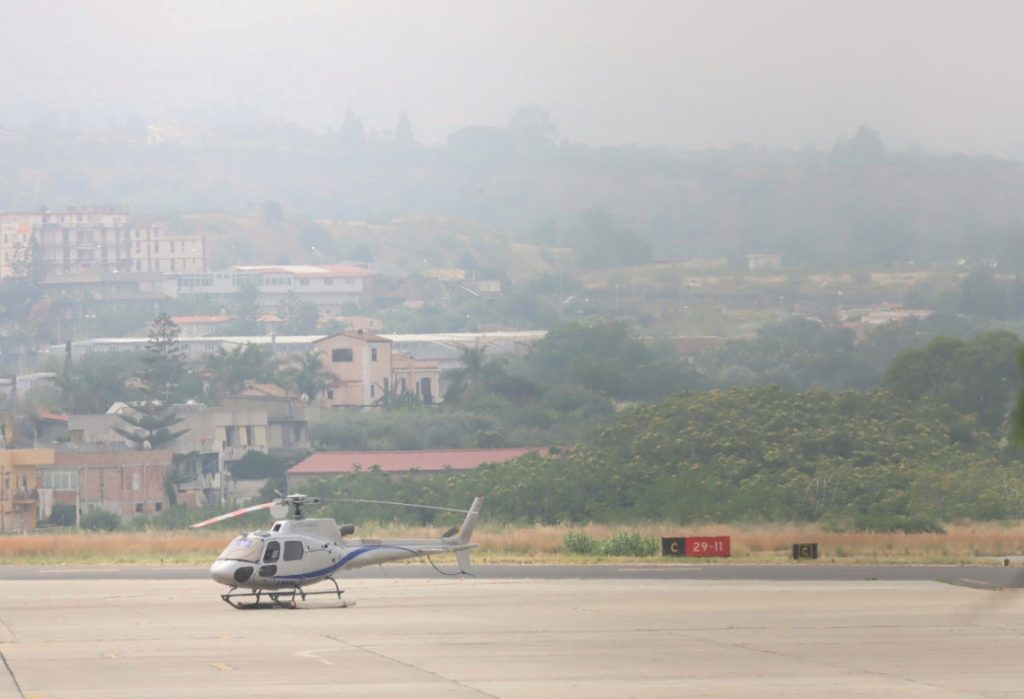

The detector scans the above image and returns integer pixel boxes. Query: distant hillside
[175,212,563,280]
[4,125,1024,270]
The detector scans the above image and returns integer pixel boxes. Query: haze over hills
[3,122,1024,273]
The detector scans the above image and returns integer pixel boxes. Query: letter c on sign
[670,541,680,553]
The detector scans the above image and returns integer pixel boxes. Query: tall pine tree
[114,314,189,449]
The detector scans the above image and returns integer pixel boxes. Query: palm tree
[280,350,337,401]
[442,345,502,404]
[204,343,279,399]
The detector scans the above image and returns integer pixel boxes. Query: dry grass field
[1,522,1024,564]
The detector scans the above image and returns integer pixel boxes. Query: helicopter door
[274,540,305,576]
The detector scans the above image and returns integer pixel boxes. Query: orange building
[0,448,55,531]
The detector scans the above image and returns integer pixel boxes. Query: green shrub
[597,532,658,557]
[80,509,121,532]
[47,504,77,527]
[859,515,946,534]
[563,530,596,555]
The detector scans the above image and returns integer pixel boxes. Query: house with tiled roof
[287,447,547,490]
[313,330,441,407]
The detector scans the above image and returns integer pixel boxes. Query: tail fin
[455,547,472,574]
[456,495,484,544]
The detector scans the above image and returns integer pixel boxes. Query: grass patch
[1,522,1023,565]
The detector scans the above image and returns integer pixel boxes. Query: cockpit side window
[283,540,304,561]
[263,540,281,563]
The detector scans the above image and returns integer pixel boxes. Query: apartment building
[0,207,206,278]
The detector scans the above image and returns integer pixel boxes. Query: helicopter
[190,493,484,609]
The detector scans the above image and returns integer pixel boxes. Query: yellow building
[0,448,55,531]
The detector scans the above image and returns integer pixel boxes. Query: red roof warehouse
[287,448,546,490]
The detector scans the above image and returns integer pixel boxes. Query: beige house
[392,353,439,404]
[314,331,440,407]
[316,331,393,407]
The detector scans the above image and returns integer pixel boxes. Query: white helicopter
[190,493,484,609]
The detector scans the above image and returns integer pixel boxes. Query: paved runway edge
[1,563,1023,588]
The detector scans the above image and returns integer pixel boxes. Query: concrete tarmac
[1,576,1023,698]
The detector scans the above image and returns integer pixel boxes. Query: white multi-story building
[173,264,376,314]
[0,207,205,279]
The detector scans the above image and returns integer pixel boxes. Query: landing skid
[220,577,353,610]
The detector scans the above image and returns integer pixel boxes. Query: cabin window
[263,540,281,563]
[283,541,304,561]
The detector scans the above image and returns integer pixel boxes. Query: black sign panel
[792,543,819,560]
[661,537,687,557]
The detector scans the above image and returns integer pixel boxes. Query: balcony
[13,489,37,504]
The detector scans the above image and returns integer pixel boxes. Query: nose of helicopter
[210,559,255,586]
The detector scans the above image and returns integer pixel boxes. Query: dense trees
[883,331,1021,432]
[59,351,144,414]
[302,385,1024,529]
[524,321,705,401]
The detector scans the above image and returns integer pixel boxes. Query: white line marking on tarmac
[296,648,342,666]
[617,567,703,572]
[39,569,121,574]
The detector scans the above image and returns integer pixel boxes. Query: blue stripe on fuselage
[267,545,418,581]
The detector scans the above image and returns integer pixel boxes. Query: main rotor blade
[322,498,471,514]
[189,501,274,528]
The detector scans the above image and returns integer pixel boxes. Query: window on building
[370,384,375,397]
[326,388,335,399]
[371,348,378,361]
[132,473,141,491]
[332,348,353,362]
[42,470,79,491]
[155,502,163,512]
[135,502,144,513]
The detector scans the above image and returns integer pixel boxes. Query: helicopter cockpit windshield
[217,535,264,563]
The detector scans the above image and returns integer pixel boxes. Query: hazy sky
[2,0,1023,156]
